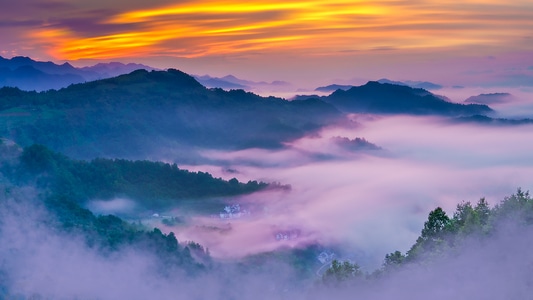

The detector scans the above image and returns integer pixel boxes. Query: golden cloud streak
[32,0,533,60]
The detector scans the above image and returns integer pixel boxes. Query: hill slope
[0,69,340,158]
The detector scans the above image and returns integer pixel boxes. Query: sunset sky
[1,0,532,87]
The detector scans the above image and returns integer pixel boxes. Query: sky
[1,0,532,87]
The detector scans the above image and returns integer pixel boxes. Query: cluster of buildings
[317,251,336,264]
[219,204,250,219]
[274,229,300,241]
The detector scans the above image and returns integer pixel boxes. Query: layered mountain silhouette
[0,69,340,158]
[79,62,158,80]
[194,74,292,92]
[0,56,155,91]
[0,56,504,160]
[314,84,353,93]
[314,79,442,93]
[376,78,443,90]
[464,93,513,105]
[316,81,491,116]
[0,65,85,91]
[194,75,247,89]
[453,115,533,125]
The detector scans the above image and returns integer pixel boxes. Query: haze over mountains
[1,56,533,299]
[314,79,443,93]
[194,74,293,93]
[0,56,156,91]
[0,68,340,158]
[2,56,531,162]
[0,56,293,95]
[1,57,526,159]
[464,93,513,105]
[1,0,532,294]
[302,81,491,116]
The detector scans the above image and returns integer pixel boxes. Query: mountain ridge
[0,68,341,158]
[464,93,513,105]
[0,56,156,91]
[314,78,443,93]
[194,74,292,92]
[321,81,491,116]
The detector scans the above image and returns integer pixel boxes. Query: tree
[494,188,532,221]
[421,207,451,240]
[322,259,362,286]
[407,207,452,261]
[20,144,58,172]
[474,197,490,227]
[452,201,479,235]
[450,198,492,236]
[383,251,405,269]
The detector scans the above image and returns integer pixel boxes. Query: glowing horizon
[19,0,532,60]
[0,0,532,86]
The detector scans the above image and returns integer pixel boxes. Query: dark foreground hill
[0,69,340,158]
[321,81,491,116]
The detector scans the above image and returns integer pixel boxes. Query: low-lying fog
[4,185,533,299]
[172,108,533,268]
[3,87,533,299]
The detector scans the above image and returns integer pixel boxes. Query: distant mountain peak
[376,78,442,90]
[0,56,158,91]
[314,79,443,94]
[222,75,239,81]
[376,78,407,86]
[454,114,533,126]
[93,68,203,89]
[323,80,491,116]
[11,56,33,63]
[193,74,292,92]
[464,93,513,105]
[314,84,354,93]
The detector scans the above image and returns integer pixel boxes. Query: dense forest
[13,144,268,210]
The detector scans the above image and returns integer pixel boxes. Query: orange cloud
[29,0,533,61]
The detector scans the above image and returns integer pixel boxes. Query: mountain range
[0,56,520,161]
[0,69,340,158]
[314,79,443,93]
[304,81,491,116]
[0,56,156,91]
[0,56,298,95]
[194,74,293,92]
[464,93,513,105]
[453,114,533,125]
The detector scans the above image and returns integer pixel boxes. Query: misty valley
[1,58,533,299]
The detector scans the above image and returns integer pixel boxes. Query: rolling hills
[0,69,341,158]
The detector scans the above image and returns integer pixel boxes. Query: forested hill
[13,144,268,210]
[0,69,340,158]
[321,81,492,116]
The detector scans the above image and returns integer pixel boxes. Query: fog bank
[175,115,533,267]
